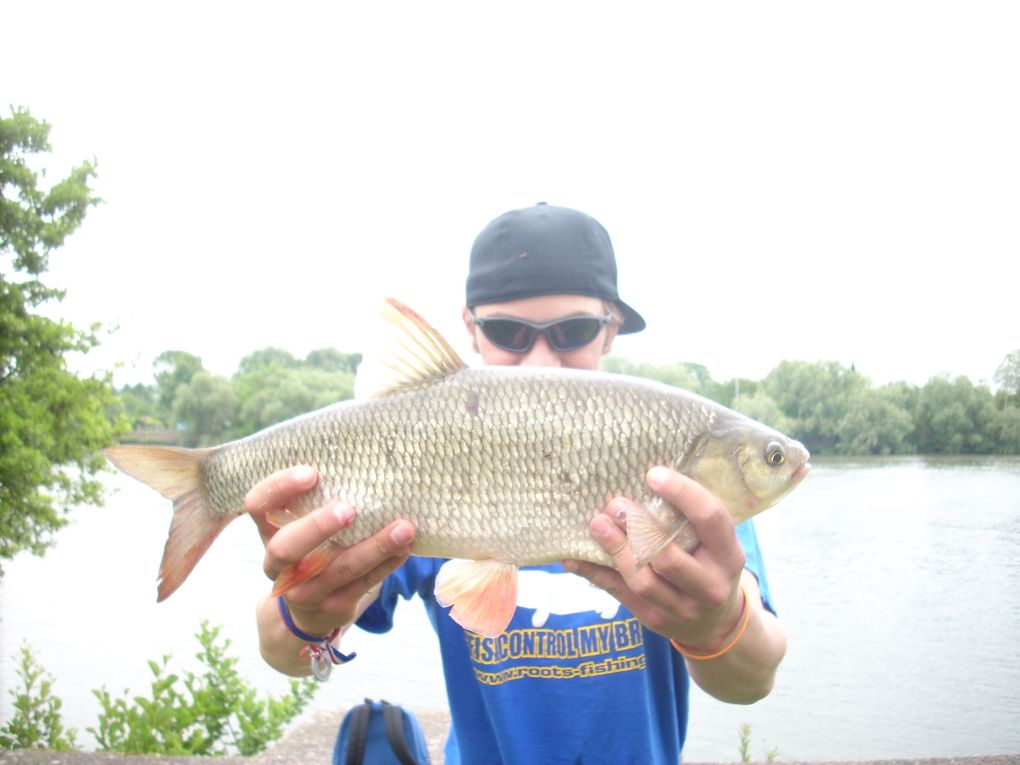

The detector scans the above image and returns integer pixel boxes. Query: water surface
[1,457,1018,760]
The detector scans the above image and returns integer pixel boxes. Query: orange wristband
[671,583,752,662]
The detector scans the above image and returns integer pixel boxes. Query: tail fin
[104,445,235,601]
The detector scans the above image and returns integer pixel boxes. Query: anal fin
[271,541,342,595]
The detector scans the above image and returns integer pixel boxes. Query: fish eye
[766,442,786,467]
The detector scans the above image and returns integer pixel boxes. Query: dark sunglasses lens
[482,319,537,351]
[549,317,603,350]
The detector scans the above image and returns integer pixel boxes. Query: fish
[104,298,810,637]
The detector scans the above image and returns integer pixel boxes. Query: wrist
[672,581,751,661]
[276,595,355,680]
[280,599,340,639]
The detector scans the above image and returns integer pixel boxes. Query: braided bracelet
[671,583,752,662]
[277,595,356,681]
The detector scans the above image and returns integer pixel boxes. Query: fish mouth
[792,462,811,484]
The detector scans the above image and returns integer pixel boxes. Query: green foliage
[605,357,1019,455]
[237,346,299,376]
[153,349,205,420]
[1,107,124,573]
[172,371,237,446]
[115,382,159,426]
[116,347,358,445]
[914,374,1004,454]
[305,348,362,374]
[835,387,914,456]
[112,344,1020,456]
[994,349,1020,407]
[733,387,793,434]
[234,366,354,436]
[0,644,78,751]
[89,621,317,756]
[738,722,778,763]
[765,360,869,453]
[603,357,709,395]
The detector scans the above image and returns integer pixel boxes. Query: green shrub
[89,621,318,756]
[1,621,318,756]
[0,643,78,751]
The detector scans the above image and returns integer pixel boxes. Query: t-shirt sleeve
[735,518,777,615]
[356,556,439,634]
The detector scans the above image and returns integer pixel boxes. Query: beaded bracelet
[277,595,356,681]
[671,583,752,662]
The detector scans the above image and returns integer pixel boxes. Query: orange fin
[271,541,341,596]
[626,499,700,566]
[434,559,519,637]
[104,445,235,601]
[267,509,298,529]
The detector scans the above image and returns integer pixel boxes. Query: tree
[305,348,361,374]
[0,108,122,573]
[733,388,792,435]
[764,360,869,453]
[153,350,204,422]
[835,388,914,455]
[236,347,297,377]
[994,349,1020,407]
[116,382,160,428]
[234,366,354,436]
[602,357,707,395]
[915,374,1000,454]
[172,372,237,446]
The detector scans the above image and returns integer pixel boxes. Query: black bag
[333,698,431,765]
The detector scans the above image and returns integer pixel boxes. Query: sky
[5,1,1018,389]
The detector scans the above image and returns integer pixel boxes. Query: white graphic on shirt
[515,569,622,628]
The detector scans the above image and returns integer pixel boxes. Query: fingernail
[591,515,613,539]
[606,498,628,525]
[647,466,670,488]
[294,465,316,483]
[332,502,354,526]
[562,560,578,573]
[390,522,413,545]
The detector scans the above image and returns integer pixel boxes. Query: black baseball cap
[465,203,646,334]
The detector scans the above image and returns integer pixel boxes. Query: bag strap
[344,700,373,765]
[381,700,422,765]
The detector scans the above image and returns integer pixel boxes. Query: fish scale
[204,368,696,566]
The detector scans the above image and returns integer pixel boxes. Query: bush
[2,621,318,756]
[0,643,77,751]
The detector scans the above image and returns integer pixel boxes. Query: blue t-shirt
[358,520,774,765]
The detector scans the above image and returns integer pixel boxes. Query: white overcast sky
[5,1,1018,388]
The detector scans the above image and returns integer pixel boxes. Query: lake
[1,456,1018,760]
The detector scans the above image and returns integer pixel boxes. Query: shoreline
[1,707,1018,765]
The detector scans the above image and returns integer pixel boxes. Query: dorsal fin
[354,298,467,399]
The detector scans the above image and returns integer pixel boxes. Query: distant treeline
[114,348,1020,456]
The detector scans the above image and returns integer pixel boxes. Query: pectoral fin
[626,500,700,566]
[435,559,519,637]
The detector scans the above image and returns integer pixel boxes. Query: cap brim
[616,300,646,334]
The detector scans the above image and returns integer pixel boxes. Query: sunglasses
[470,312,613,353]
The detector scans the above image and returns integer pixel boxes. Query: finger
[587,511,692,618]
[318,519,416,588]
[317,544,412,612]
[284,520,416,605]
[646,467,743,567]
[562,559,627,601]
[244,465,318,514]
[264,502,355,580]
